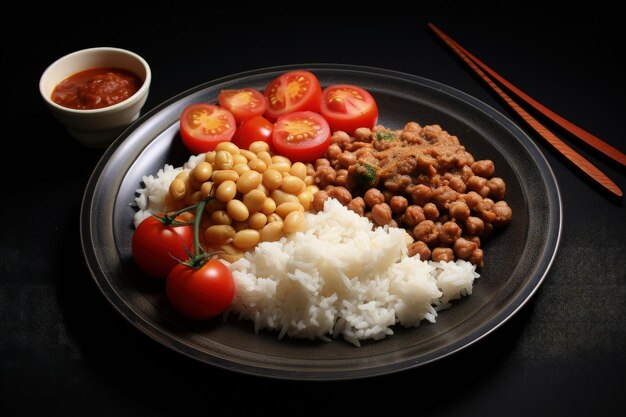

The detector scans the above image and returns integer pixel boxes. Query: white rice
[228,199,479,346]
[133,153,206,227]
[134,160,480,346]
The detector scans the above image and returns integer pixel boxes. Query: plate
[81,64,561,380]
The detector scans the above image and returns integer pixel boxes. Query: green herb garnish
[376,131,396,141]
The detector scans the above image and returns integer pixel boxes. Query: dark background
[2,4,625,416]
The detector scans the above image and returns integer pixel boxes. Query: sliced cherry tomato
[179,104,236,154]
[166,259,235,320]
[231,116,273,150]
[132,216,193,279]
[218,88,267,123]
[272,111,330,162]
[263,70,322,121]
[320,84,378,135]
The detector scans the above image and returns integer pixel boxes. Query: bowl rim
[39,46,152,115]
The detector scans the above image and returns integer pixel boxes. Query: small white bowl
[40,47,151,148]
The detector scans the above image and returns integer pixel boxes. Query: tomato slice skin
[263,70,322,121]
[180,104,236,154]
[231,116,273,150]
[166,259,235,320]
[320,84,378,135]
[132,216,194,279]
[272,111,331,162]
[218,88,267,123]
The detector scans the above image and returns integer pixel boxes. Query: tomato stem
[153,203,199,226]
[192,199,206,260]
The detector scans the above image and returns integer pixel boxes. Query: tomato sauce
[51,67,142,110]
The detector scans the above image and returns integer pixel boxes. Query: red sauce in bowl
[51,67,142,110]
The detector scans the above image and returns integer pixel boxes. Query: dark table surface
[3,5,625,416]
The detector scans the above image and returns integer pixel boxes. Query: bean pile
[165,141,320,259]
[309,122,513,266]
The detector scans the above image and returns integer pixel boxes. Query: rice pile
[134,159,479,346]
[133,153,205,227]
[229,199,478,346]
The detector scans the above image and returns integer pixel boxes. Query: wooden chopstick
[439,27,626,167]
[428,23,623,198]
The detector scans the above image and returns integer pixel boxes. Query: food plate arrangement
[81,64,561,379]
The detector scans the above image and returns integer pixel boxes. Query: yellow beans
[215,151,234,170]
[237,170,262,194]
[193,162,213,183]
[233,163,250,176]
[283,210,306,233]
[261,197,276,215]
[216,180,237,202]
[263,169,283,190]
[257,151,272,166]
[243,189,266,214]
[204,151,216,163]
[212,170,239,184]
[270,189,299,205]
[233,229,261,249]
[281,176,305,194]
[169,178,186,200]
[232,154,248,166]
[215,142,240,155]
[204,225,236,245]
[210,210,232,225]
[268,162,290,173]
[239,149,257,161]
[200,182,214,198]
[248,212,267,229]
[168,141,319,254]
[260,221,283,242]
[275,202,302,218]
[249,141,270,154]
[297,190,313,210]
[289,162,307,179]
[227,199,249,222]
[248,158,267,173]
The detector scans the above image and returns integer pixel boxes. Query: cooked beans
[227,199,250,222]
[233,229,260,249]
[166,142,317,258]
[310,122,511,265]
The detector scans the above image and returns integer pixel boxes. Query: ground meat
[404,205,425,227]
[432,247,454,262]
[453,238,478,259]
[389,195,409,214]
[364,188,385,207]
[371,203,392,225]
[311,190,330,212]
[312,122,512,265]
[347,197,365,216]
[328,186,352,205]
[414,220,439,245]
[408,240,431,260]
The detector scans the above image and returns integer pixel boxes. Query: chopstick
[428,23,623,198]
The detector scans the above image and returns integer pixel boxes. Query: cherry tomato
[218,88,267,124]
[320,84,378,135]
[179,104,236,154]
[166,259,235,319]
[272,111,331,162]
[231,116,273,150]
[132,216,193,278]
[263,70,322,121]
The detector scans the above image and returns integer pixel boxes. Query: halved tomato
[232,116,273,150]
[272,111,330,162]
[180,104,236,154]
[263,70,322,121]
[320,84,378,135]
[218,88,267,123]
